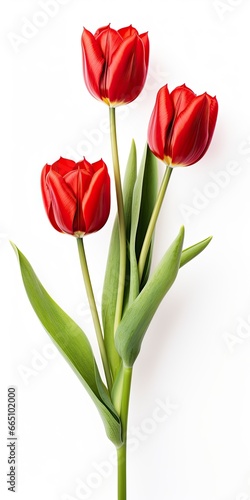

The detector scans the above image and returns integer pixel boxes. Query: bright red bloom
[81,24,149,106]
[41,157,110,236]
[147,84,218,167]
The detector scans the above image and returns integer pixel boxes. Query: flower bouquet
[11,24,218,499]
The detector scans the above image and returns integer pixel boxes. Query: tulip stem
[109,107,127,332]
[77,237,113,392]
[116,365,133,500]
[138,165,173,281]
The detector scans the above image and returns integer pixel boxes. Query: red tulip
[41,157,110,236]
[81,24,149,106]
[148,84,218,167]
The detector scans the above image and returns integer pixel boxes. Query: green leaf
[115,226,185,367]
[123,140,137,241]
[102,219,120,379]
[102,140,137,379]
[180,236,212,268]
[11,243,122,446]
[135,147,158,287]
[128,144,158,304]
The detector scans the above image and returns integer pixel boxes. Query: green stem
[77,237,112,392]
[138,165,173,281]
[116,365,133,500]
[109,107,127,333]
[117,444,127,500]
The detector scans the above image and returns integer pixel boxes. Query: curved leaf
[102,218,120,379]
[115,226,185,367]
[128,144,158,304]
[135,146,158,288]
[180,236,212,267]
[11,243,122,446]
[102,140,137,379]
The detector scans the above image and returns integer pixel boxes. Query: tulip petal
[118,25,138,39]
[64,169,92,197]
[82,167,110,233]
[92,159,106,174]
[170,84,196,116]
[41,164,63,233]
[81,28,105,100]
[51,157,76,177]
[193,95,218,163]
[106,34,147,105]
[41,164,52,214]
[166,85,197,157]
[170,94,210,166]
[96,26,122,61]
[47,170,76,234]
[147,85,174,160]
[207,95,218,139]
[95,26,123,101]
[140,32,150,67]
[64,168,92,233]
[94,24,110,37]
[77,158,95,175]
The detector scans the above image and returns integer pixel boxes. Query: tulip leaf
[102,219,120,379]
[102,140,137,379]
[11,243,122,446]
[123,139,137,240]
[180,236,212,268]
[128,144,158,304]
[135,147,158,287]
[115,226,184,367]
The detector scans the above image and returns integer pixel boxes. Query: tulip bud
[41,157,110,236]
[147,84,218,167]
[81,24,149,107]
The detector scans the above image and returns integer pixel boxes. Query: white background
[1,0,250,499]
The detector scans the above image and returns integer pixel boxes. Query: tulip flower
[81,24,149,106]
[148,84,218,167]
[41,157,110,236]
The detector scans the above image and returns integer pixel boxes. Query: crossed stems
[77,106,172,500]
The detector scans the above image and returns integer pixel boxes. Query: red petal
[91,158,108,173]
[95,26,123,101]
[96,26,122,62]
[118,25,138,39]
[76,158,94,175]
[207,95,218,138]
[41,164,52,214]
[41,164,62,232]
[94,24,110,37]
[82,166,110,234]
[170,94,210,166]
[140,32,149,67]
[46,170,76,234]
[51,157,76,176]
[194,94,218,163]
[170,84,196,116]
[64,169,92,198]
[147,85,174,160]
[64,168,92,233]
[106,34,148,104]
[81,28,105,100]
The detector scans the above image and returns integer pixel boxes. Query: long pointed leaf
[135,147,158,288]
[102,219,120,379]
[180,236,212,268]
[115,226,185,367]
[128,144,158,304]
[11,243,122,446]
[102,140,137,379]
